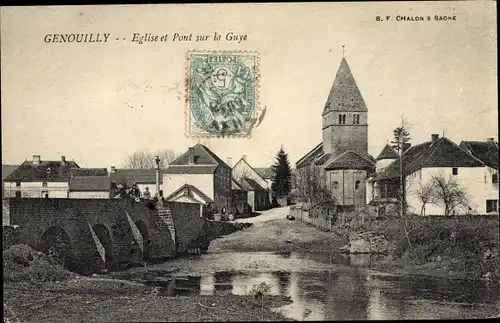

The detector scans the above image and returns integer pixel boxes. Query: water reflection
[146,268,499,320]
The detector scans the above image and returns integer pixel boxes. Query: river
[109,250,500,320]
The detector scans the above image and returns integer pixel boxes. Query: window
[352,114,360,125]
[355,180,361,190]
[332,181,339,189]
[16,182,21,187]
[15,191,21,198]
[486,200,498,213]
[42,182,48,188]
[342,114,346,124]
[338,115,342,124]
[44,193,49,199]
[492,173,498,184]
[356,114,360,124]
[452,168,458,175]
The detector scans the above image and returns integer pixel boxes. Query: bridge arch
[92,224,114,269]
[40,226,74,268]
[135,220,151,261]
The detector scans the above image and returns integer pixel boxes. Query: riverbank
[211,214,500,283]
[4,276,292,322]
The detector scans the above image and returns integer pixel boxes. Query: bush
[3,244,74,283]
[397,215,499,278]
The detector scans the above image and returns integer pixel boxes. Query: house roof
[242,177,267,191]
[296,143,323,168]
[232,178,245,190]
[169,143,229,168]
[376,144,399,161]
[165,184,213,203]
[459,140,499,170]
[3,160,80,182]
[110,169,162,185]
[322,58,367,116]
[2,165,19,180]
[232,157,268,184]
[164,165,218,174]
[71,168,108,177]
[254,167,275,180]
[69,176,111,191]
[372,136,485,182]
[324,150,376,171]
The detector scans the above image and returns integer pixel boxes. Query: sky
[1,2,497,169]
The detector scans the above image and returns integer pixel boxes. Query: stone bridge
[6,198,211,274]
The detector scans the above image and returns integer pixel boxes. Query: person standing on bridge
[143,187,151,200]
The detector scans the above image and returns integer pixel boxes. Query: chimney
[242,155,247,161]
[33,155,41,165]
[226,157,233,167]
[188,147,195,164]
[61,156,66,166]
[110,166,116,173]
[487,137,495,142]
[431,134,439,143]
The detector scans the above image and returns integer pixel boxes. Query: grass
[3,244,75,283]
[336,210,500,281]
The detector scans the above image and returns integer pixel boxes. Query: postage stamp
[186,50,260,138]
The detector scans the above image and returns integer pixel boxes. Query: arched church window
[352,114,356,124]
[342,114,346,124]
[332,181,339,189]
[356,114,360,124]
[338,115,342,124]
[355,180,361,190]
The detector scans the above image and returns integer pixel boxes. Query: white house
[370,134,498,215]
[68,176,111,199]
[162,144,232,212]
[232,156,271,212]
[459,138,499,213]
[4,155,78,198]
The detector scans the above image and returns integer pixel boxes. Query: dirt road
[212,206,346,253]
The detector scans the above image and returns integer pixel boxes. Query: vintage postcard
[1,2,498,322]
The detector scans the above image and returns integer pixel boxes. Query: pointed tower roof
[376,144,399,161]
[322,58,367,116]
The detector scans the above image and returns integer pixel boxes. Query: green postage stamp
[186,50,260,138]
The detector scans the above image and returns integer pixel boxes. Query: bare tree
[123,149,180,169]
[292,166,336,210]
[412,180,439,216]
[431,174,469,216]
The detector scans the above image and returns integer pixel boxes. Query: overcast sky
[1,2,497,168]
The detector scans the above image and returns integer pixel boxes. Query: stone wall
[7,198,180,273]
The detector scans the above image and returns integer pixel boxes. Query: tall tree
[271,146,292,199]
[390,117,412,217]
[390,126,411,155]
[123,149,180,169]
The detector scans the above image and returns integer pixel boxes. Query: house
[163,144,232,213]
[68,176,111,199]
[370,134,494,215]
[459,138,499,213]
[3,155,80,198]
[255,166,275,203]
[2,164,18,199]
[232,156,272,212]
[231,178,250,215]
[165,184,214,217]
[295,57,376,211]
[110,167,162,199]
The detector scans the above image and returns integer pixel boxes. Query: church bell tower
[322,53,368,159]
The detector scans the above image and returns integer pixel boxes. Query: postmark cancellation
[186,50,261,138]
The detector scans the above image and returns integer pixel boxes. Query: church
[296,56,376,211]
